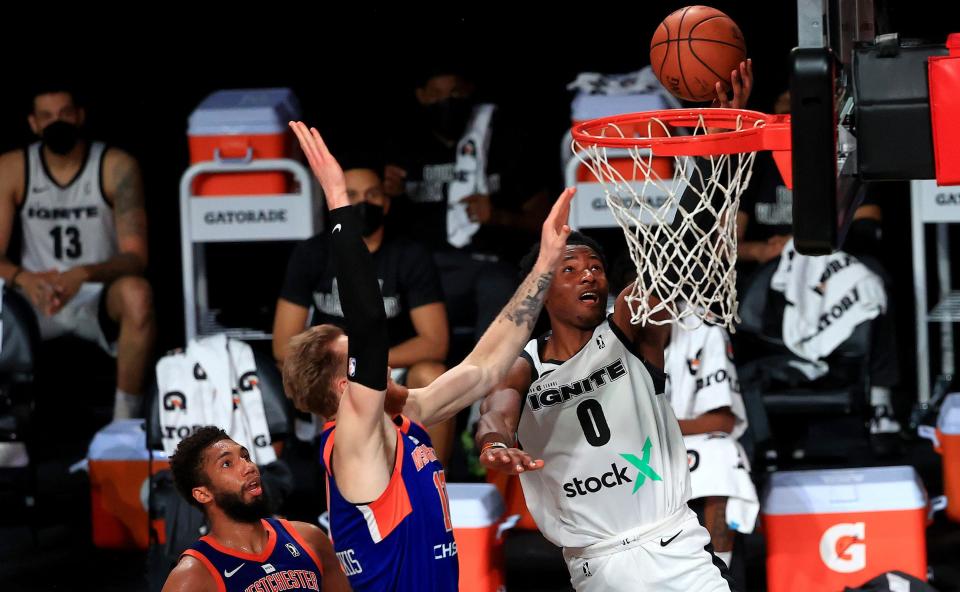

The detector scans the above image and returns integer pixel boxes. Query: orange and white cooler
[448,483,515,592]
[87,419,168,550]
[762,465,928,592]
[920,393,960,522]
[187,88,301,196]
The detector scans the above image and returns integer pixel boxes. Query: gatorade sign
[819,522,866,573]
[189,195,313,241]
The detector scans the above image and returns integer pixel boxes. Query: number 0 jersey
[516,316,691,548]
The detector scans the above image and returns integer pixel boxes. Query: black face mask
[354,201,384,237]
[423,97,473,140]
[41,120,81,155]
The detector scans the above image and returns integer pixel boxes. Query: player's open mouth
[578,291,600,304]
[245,479,262,496]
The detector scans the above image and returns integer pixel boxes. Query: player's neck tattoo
[505,270,553,329]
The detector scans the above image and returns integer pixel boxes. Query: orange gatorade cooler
[187,88,301,196]
[762,465,928,592]
[449,483,511,592]
[87,419,168,549]
[920,393,960,522]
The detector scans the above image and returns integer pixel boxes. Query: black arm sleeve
[328,206,388,391]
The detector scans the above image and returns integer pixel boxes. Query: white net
[573,112,763,331]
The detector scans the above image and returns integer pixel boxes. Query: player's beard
[215,488,270,523]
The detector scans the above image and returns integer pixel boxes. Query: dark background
[0,2,955,381]
[1,5,959,591]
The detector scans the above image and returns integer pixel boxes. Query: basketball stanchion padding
[928,33,960,186]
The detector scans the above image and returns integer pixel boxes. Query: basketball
[650,5,747,102]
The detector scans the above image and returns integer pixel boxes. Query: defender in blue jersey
[281,122,574,591]
[162,427,350,592]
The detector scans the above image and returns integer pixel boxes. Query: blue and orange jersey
[319,415,458,592]
[182,517,324,592]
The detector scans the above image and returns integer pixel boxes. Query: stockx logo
[563,437,661,498]
[620,438,662,493]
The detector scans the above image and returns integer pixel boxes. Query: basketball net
[573,112,764,331]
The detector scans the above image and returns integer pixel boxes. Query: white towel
[683,433,759,534]
[157,335,276,465]
[770,239,886,361]
[665,321,747,440]
[566,67,665,96]
[447,103,496,248]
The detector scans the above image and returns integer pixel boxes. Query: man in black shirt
[273,165,455,461]
[384,66,551,347]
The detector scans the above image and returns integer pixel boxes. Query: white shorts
[563,507,734,592]
[31,282,116,354]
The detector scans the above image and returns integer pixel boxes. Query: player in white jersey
[0,87,154,419]
[476,233,735,591]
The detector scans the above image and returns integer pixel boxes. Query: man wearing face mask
[384,66,552,350]
[273,161,454,463]
[0,86,154,421]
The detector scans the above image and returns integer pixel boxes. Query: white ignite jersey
[20,141,117,272]
[516,317,691,548]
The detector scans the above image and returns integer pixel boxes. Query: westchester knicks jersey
[20,141,118,272]
[517,316,691,548]
[182,518,324,592]
[320,415,458,592]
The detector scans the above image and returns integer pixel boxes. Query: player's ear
[193,485,213,506]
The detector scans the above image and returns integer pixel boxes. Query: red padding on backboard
[929,33,960,186]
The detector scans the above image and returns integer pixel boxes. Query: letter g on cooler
[819,522,866,573]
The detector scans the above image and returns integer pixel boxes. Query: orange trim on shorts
[199,519,277,563]
[181,549,227,592]
[277,519,324,575]
[364,428,412,540]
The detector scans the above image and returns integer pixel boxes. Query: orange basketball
[650,5,747,102]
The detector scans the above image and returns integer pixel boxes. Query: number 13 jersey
[21,141,118,272]
[516,316,691,548]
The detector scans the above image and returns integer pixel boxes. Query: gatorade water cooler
[88,419,168,550]
[920,393,960,522]
[762,465,928,592]
[449,483,512,592]
[187,88,301,196]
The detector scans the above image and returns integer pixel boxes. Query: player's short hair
[169,426,231,511]
[518,231,608,280]
[282,324,347,418]
[28,83,83,114]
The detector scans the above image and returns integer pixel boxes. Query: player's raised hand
[535,187,575,270]
[289,121,349,210]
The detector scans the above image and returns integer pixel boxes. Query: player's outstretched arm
[404,188,574,426]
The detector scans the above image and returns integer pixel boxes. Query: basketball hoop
[571,108,791,330]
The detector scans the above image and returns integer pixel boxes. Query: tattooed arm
[48,149,148,312]
[92,148,148,279]
[402,188,575,427]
